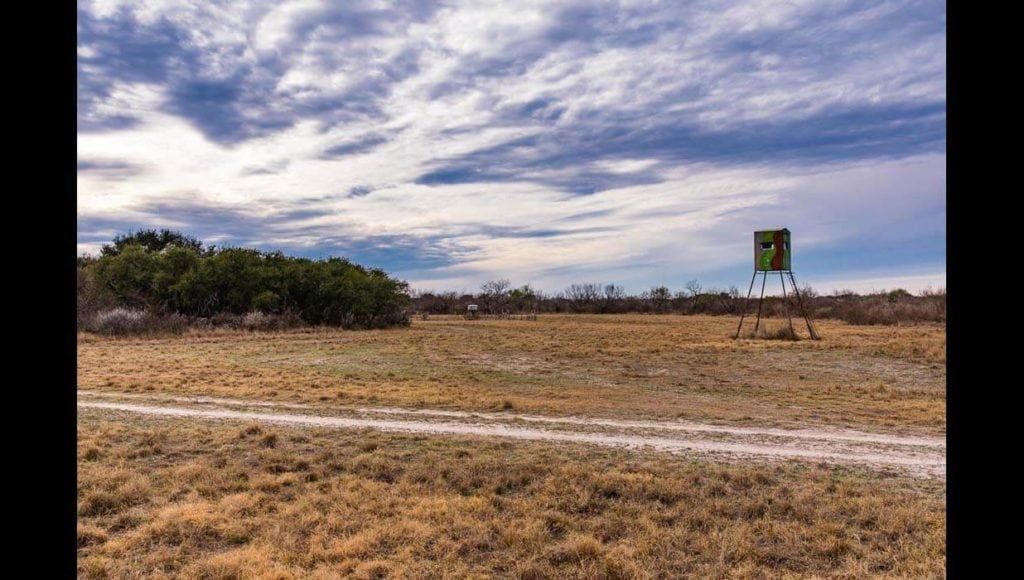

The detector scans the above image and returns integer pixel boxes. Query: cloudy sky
[77,0,945,295]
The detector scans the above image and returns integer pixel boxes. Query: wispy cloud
[77,0,945,293]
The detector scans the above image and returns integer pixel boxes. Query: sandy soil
[79,390,945,479]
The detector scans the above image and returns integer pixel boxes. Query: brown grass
[742,322,800,341]
[78,314,946,434]
[78,411,945,578]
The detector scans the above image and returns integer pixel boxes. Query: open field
[79,314,946,434]
[78,314,946,576]
[78,411,945,578]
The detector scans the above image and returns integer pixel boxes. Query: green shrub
[78,231,410,331]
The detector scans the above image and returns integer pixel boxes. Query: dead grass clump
[217,493,260,518]
[513,559,553,579]
[547,533,605,564]
[240,424,263,437]
[352,560,392,580]
[182,546,301,579]
[352,453,404,483]
[741,324,800,340]
[78,556,113,578]
[602,545,644,579]
[77,524,109,548]
[78,470,150,517]
[137,502,250,551]
[591,471,688,505]
[765,325,799,340]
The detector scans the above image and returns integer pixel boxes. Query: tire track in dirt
[77,391,944,447]
[78,391,946,479]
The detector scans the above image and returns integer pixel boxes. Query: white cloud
[78,0,946,293]
[808,271,946,295]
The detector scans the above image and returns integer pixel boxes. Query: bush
[208,312,243,329]
[77,262,116,326]
[154,314,190,335]
[90,308,146,335]
[240,311,304,332]
[86,308,188,336]
[77,231,411,332]
[823,295,945,326]
[241,311,270,330]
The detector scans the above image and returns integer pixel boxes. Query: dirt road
[78,390,945,479]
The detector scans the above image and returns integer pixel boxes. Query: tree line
[411,279,946,325]
[78,229,410,333]
[77,230,946,334]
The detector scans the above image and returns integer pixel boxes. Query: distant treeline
[411,279,947,325]
[78,229,410,334]
[78,230,945,335]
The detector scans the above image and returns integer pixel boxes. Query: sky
[77,0,946,295]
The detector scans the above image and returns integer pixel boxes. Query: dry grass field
[77,315,946,577]
[78,411,945,578]
[79,314,945,434]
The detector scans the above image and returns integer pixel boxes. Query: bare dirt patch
[79,390,945,479]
